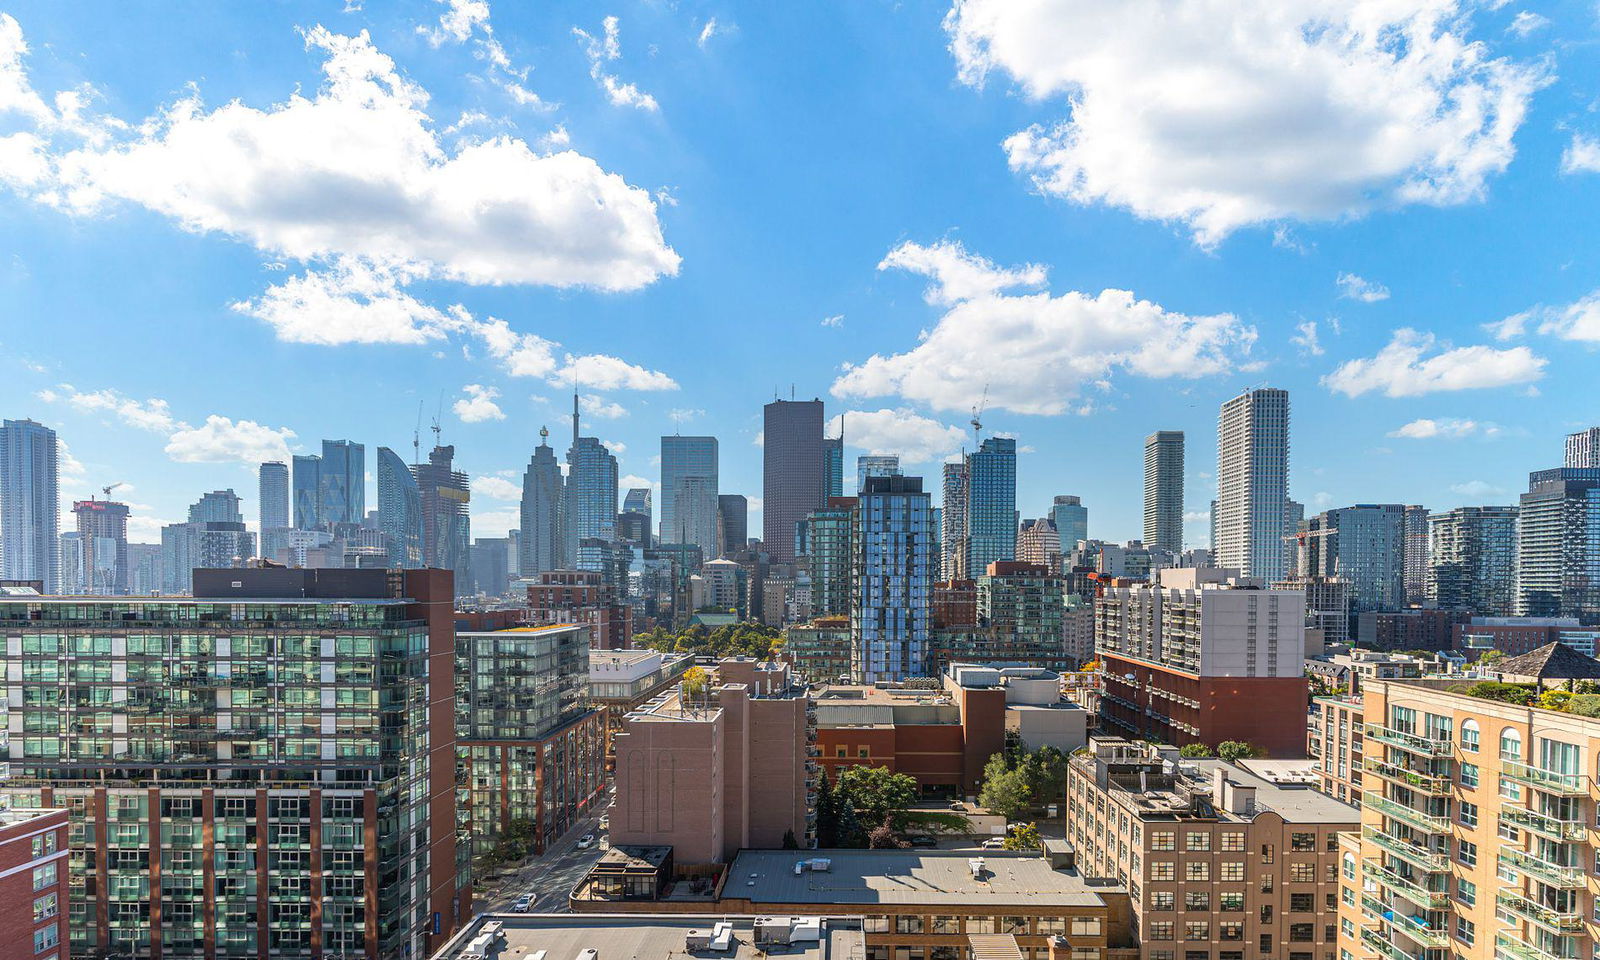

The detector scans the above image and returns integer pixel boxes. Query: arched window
[1460,720,1480,753]
[1500,728,1522,761]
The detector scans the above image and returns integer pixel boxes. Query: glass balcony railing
[1361,896,1448,947]
[1363,858,1450,909]
[1363,826,1448,872]
[1361,925,1443,960]
[1495,931,1577,960]
[1496,891,1585,932]
[1364,757,1453,795]
[1498,850,1585,889]
[1502,761,1589,797]
[1499,807,1587,842]
[1363,792,1450,834]
[1364,723,1452,757]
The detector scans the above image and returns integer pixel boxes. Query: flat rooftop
[725,849,1108,908]
[1179,760,1357,823]
[431,914,862,960]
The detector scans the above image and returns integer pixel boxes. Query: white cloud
[1387,417,1502,439]
[619,473,658,497]
[1506,11,1549,36]
[574,16,658,111]
[826,408,967,463]
[40,386,178,432]
[834,238,1257,415]
[1490,290,1600,343]
[165,416,295,464]
[752,430,764,448]
[579,393,628,419]
[57,439,86,482]
[232,259,450,346]
[418,0,489,46]
[1336,272,1390,303]
[601,439,626,457]
[557,354,677,391]
[453,383,505,422]
[415,0,551,112]
[1561,135,1600,175]
[945,0,1546,247]
[472,507,521,538]
[698,18,724,48]
[1322,328,1545,397]
[668,407,703,423]
[1449,479,1506,498]
[820,314,844,328]
[475,475,521,500]
[1290,321,1324,357]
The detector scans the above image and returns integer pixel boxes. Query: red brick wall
[0,810,69,960]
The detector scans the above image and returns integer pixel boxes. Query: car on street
[512,896,532,912]
[577,834,595,849]
[981,837,1006,849]
[908,835,938,848]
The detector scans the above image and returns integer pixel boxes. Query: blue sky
[3,0,1600,547]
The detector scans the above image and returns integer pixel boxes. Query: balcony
[1361,896,1447,948]
[1363,858,1449,909]
[1498,850,1585,890]
[1502,761,1589,797]
[1363,757,1453,795]
[1364,723,1452,757]
[1499,807,1587,842]
[1363,792,1450,834]
[1496,891,1585,933]
[1495,932,1577,960]
[1361,925,1443,960]
[1363,826,1448,873]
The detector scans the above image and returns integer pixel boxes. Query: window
[1185,892,1210,912]
[1151,832,1176,851]
[863,918,889,934]
[1341,853,1356,880]
[1220,832,1245,852]
[1259,935,1272,954]
[1290,893,1314,913]
[1184,922,1210,941]
[1185,862,1210,882]
[1288,924,1313,943]
[1220,862,1245,882]
[1460,762,1479,788]
[1461,719,1480,752]
[1455,917,1475,947]
[31,863,55,892]
[1501,776,1522,801]
[1149,922,1174,941]
[1290,832,1315,852]
[33,924,58,954]
[1289,862,1317,883]
[1459,801,1478,828]
[1220,893,1244,912]
[895,916,923,935]
[32,893,57,922]
[1069,918,1101,937]
[928,917,958,935]
[1151,862,1175,881]
[1501,728,1522,761]
[1220,922,1244,942]
[1457,840,1477,868]
[1260,844,1275,864]
[1151,891,1175,911]
[1185,832,1211,852]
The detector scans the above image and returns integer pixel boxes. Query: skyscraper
[0,418,59,591]
[660,435,719,555]
[519,428,566,575]
[1428,505,1518,615]
[567,437,619,570]
[762,398,825,563]
[852,475,933,682]
[258,460,289,531]
[1303,504,1405,614]
[1052,494,1088,553]
[797,498,853,619]
[1515,467,1600,620]
[413,444,471,594]
[622,487,653,528]
[189,489,244,524]
[940,462,968,580]
[376,446,423,568]
[855,454,901,494]
[72,497,130,595]
[1401,503,1429,605]
[718,493,748,557]
[292,453,321,529]
[318,439,365,526]
[964,436,1017,579]
[822,435,844,501]
[1142,430,1184,554]
[160,491,254,593]
[1214,387,1290,583]
[1565,426,1600,468]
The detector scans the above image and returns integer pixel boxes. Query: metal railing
[1498,850,1585,889]
[1499,807,1587,842]
[1363,858,1449,909]
[1363,792,1450,834]
[1363,826,1449,872]
[1364,723,1452,757]
[1363,756,1453,795]
[1502,761,1589,797]
[1496,891,1585,932]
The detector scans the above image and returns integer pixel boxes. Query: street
[477,790,612,914]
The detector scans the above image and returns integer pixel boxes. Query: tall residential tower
[1214,387,1290,583]
[1142,430,1184,554]
[0,418,59,591]
[762,398,825,563]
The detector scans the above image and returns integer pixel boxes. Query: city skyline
[6,1,1600,549]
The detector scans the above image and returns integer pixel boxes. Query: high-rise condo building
[1428,505,1519,615]
[567,436,619,571]
[1516,467,1600,620]
[1564,425,1600,468]
[1215,387,1290,583]
[717,493,747,557]
[1402,503,1429,605]
[291,453,321,529]
[660,435,719,555]
[0,418,59,592]
[762,398,825,563]
[622,487,653,528]
[1143,430,1184,554]
[941,462,968,580]
[257,460,289,531]
[376,446,423,568]
[0,567,469,959]
[822,435,844,500]
[519,428,566,575]
[71,497,129,595]
[1016,517,1060,565]
[1096,567,1308,755]
[1285,497,1305,577]
[160,490,254,592]
[413,444,471,594]
[855,454,901,494]
[964,437,1017,579]
[468,536,510,596]
[852,475,933,681]
[317,439,365,526]
[797,497,854,619]
[1303,504,1406,615]
[1052,494,1088,552]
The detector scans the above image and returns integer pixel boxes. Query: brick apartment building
[526,569,632,649]
[0,808,69,960]
[1306,695,1365,805]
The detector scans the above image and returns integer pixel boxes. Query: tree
[814,769,840,848]
[1002,821,1041,851]
[979,766,1032,821]
[1466,681,1533,706]
[1217,741,1261,762]
[1179,743,1214,758]
[1568,694,1600,718]
[1539,689,1575,713]
[868,816,908,849]
[781,829,799,850]
[681,666,711,703]
[837,766,918,824]
[836,800,867,848]
[1476,649,1505,665]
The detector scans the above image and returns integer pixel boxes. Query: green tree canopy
[837,766,918,824]
[1003,822,1042,851]
[1178,743,1214,758]
[978,763,1032,821]
[1217,741,1262,762]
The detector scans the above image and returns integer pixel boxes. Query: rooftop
[1493,642,1600,680]
[723,849,1110,908]
[430,914,863,960]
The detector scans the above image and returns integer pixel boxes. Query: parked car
[512,896,532,912]
[981,837,1006,849]
[577,834,596,849]
[908,835,938,848]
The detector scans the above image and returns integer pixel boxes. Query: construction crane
[100,481,124,501]
[969,384,989,447]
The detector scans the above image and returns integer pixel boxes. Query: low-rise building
[1354,608,1470,652]
[786,616,854,682]
[1453,615,1600,657]
[588,649,694,762]
[431,913,864,960]
[525,569,632,649]
[0,807,68,960]
[1066,737,1358,960]
[1305,649,1425,694]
